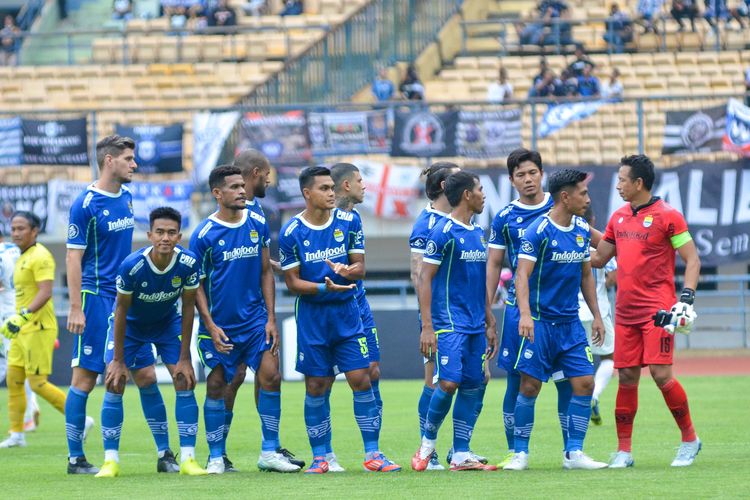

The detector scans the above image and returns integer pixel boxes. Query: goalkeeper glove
[2,309,30,339]
[664,301,697,335]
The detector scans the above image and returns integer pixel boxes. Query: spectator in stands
[744,67,750,106]
[166,4,189,30]
[567,44,594,77]
[636,0,664,34]
[704,0,742,31]
[242,0,267,17]
[529,68,561,97]
[559,67,578,96]
[372,69,395,102]
[577,65,600,97]
[542,3,575,47]
[0,15,19,66]
[671,0,699,31]
[112,0,133,20]
[280,0,303,16]
[208,0,237,27]
[532,57,549,87]
[399,64,425,100]
[603,3,633,53]
[601,68,624,101]
[487,66,513,102]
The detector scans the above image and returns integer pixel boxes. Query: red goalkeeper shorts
[614,320,674,368]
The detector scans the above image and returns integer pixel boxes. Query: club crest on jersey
[426,241,437,256]
[643,215,653,228]
[480,235,487,247]
[116,275,125,290]
[489,228,496,242]
[250,229,259,243]
[128,201,134,214]
[171,276,182,288]
[576,235,585,248]
[68,223,79,239]
[333,229,344,242]
[441,356,449,366]
[520,240,533,254]
[524,348,534,359]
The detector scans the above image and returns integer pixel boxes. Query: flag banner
[358,160,422,218]
[192,111,240,184]
[456,108,523,158]
[662,106,725,155]
[723,98,750,157]
[21,117,89,165]
[538,100,605,138]
[239,111,311,165]
[116,123,183,174]
[0,183,48,234]
[0,117,22,167]
[390,109,458,157]
[129,182,194,230]
[46,179,88,238]
[308,109,390,156]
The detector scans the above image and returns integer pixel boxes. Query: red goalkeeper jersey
[604,197,692,326]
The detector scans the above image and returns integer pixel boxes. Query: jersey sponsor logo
[618,217,624,223]
[107,216,135,232]
[354,230,364,247]
[278,249,286,262]
[116,275,125,289]
[615,229,649,241]
[222,245,259,261]
[516,216,523,223]
[186,272,198,286]
[171,276,182,288]
[137,290,180,302]
[576,235,585,247]
[517,227,526,239]
[550,250,587,263]
[333,228,344,242]
[129,259,144,276]
[552,240,558,246]
[249,210,266,224]
[178,253,196,267]
[68,223,79,240]
[643,215,653,228]
[303,244,346,263]
[284,220,299,237]
[103,210,110,216]
[489,228,496,242]
[250,230,259,243]
[425,241,438,256]
[412,237,425,248]
[520,240,533,254]
[460,249,487,262]
[336,210,354,222]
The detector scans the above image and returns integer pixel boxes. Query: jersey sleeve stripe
[116,288,133,295]
[518,254,537,262]
[184,283,200,290]
[422,257,442,265]
[348,249,365,254]
[670,231,692,249]
[281,261,301,270]
[66,243,87,249]
[488,243,506,250]
[410,248,426,254]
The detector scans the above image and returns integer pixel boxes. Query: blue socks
[204,397,225,460]
[424,386,452,440]
[418,385,434,437]
[513,394,537,454]
[258,390,281,452]
[221,409,233,455]
[474,382,487,421]
[65,386,88,458]
[139,384,169,453]
[555,379,573,450]
[304,393,329,457]
[566,395,592,453]
[353,390,380,454]
[101,391,123,452]
[371,379,383,420]
[503,372,520,451]
[175,390,199,449]
[453,386,480,453]
[323,390,333,455]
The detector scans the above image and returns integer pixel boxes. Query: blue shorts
[104,314,182,371]
[71,292,114,374]
[435,332,486,387]
[358,294,380,363]
[498,304,521,373]
[295,298,370,377]
[514,318,594,383]
[198,327,270,383]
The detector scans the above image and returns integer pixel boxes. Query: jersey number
[358,337,369,358]
[585,346,593,363]
[660,336,672,354]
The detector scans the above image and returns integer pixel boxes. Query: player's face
[510,161,542,197]
[109,148,137,184]
[616,165,639,202]
[214,174,246,210]
[10,216,37,251]
[566,181,591,216]
[147,218,181,256]
[253,165,271,198]
[468,179,485,214]
[348,171,365,204]
[305,175,336,210]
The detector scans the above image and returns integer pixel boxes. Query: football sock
[424,386,452,440]
[27,374,65,414]
[371,378,383,420]
[175,390,199,449]
[221,409,233,455]
[513,394,537,454]
[7,366,26,433]
[323,389,333,454]
[418,385,434,437]
[659,379,697,442]
[23,380,36,422]
[65,385,89,458]
[453,385,480,453]
[555,379,572,449]
[615,383,638,452]
[258,389,281,452]
[139,383,169,453]
[304,393,328,457]
[502,372,520,451]
[474,382,487,421]
[352,390,380,454]
[566,395,592,452]
[204,397,226,460]
[101,391,123,455]
[592,359,614,401]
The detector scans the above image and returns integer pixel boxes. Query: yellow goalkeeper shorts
[7,328,58,375]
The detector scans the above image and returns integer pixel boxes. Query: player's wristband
[317,283,326,294]
[679,287,695,305]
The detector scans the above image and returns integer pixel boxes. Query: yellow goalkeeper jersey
[14,243,56,333]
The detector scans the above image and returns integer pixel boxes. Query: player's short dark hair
[233,149,271,177]
[149,206,181,229]
[299,166,331,191]
[209,164,242,190]
[620,154,655,190]
[96,135,135,168]
[507,148,543,177]
[549,169,588,202]
[11,210,41,230]
[422,161,459,201]
[444,171,480,207]
[330,163,360,191]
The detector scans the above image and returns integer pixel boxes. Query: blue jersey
[246,198,265,217]
[190,209,270,341]
[115,246,200,332]
[488,193,553,305]
[423,217,487,335]
[409,205,449,254]
[279,208,365,304]
[67,184,135,298]
[518,214,591,321]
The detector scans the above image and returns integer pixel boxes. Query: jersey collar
[511,192,550,210]
[630,196,660,216]
[87,183,125,198]
[546,214,575,232]
[426,204,449,218]
[298,210,334,230]
[143,246,180,275]
[208,210,248,228]
[448,215,476,231]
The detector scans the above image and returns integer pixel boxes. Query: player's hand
[173,359,196,390]
[485,323,499,361]
[67,305,86,335]
[265,319,280,356]
[269,259,282,275]
[591,316,605,346]
[420,325,437,358]
[325,259,359,280]
[519,313,535,343]
[209,324,233,354]
[3,312,29,338]
[324,276,356,293]
[104,360,129,393]
[664,302,697,335]
[0,323,14,340]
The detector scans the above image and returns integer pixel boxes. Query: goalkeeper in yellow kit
[0,211,66,448]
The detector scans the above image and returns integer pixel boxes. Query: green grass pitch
[0,376,748,499]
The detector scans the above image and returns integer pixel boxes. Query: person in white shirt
[601,68,624,101]
[487,67,513,103]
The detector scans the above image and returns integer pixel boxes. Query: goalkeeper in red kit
[592,155,701,468]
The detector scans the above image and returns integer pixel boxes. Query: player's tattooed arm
[65,248,86,334]
[105,293,132,394]
[515,259,535,343]
[484,247,506,332]
[417,262,439,357]
[591,239,616,269]
[580,260,605,346]
[409,252,423,294]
